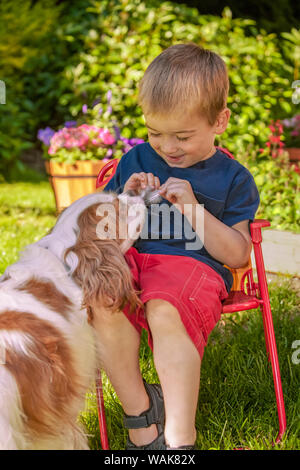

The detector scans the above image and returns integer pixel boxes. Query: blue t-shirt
[105,143,260,292]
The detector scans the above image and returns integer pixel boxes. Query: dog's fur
[0,191,146,449]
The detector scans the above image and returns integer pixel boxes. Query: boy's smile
[144,109,229,168]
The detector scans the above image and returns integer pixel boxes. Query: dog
[0,190,146,449]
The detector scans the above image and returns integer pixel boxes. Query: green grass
[0,172,299,450]
[0,178,57,273]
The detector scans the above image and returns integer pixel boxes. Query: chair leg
[96,369,110,450]
[260,305,271,360]
[260,302,286,443]
[251,233,287,443]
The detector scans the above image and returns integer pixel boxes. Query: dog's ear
[68,238,143,316]
[65,203,143,316]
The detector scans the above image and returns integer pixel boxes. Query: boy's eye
[149,133,160,137]
[149,132,189,142]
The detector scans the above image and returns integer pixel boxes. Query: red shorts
[123,247,229,359]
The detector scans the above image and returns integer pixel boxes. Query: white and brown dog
[0,190,146,450]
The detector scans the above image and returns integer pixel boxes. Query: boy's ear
[214,107,231,135]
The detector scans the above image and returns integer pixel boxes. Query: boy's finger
[130,173,147,188]
[144,173,154,188]
[137,173,148,188]
[159,181,169,193]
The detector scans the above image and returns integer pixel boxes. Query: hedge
[0,0,299,230]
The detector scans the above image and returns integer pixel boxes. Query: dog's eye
[126,190,137,197]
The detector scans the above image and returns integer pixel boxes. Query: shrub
[1,0,298,169]
[58,0,298,157]
[0,0,64,178]
[0,0,299,231]
[0,0,94,178]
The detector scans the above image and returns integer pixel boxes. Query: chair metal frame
[94,150,286,449]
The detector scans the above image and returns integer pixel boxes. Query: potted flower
[37,91,144,211]
[281,114,300,162]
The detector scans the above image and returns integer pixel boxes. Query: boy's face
[144,109,229,168]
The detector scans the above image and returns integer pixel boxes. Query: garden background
[0,0,299,450]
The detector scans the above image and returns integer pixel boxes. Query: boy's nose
[159,137,179,155]
[161,144,179,154]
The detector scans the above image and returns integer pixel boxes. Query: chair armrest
[96,159,118,189]
[249,219,272,307]
[250,219,270,244]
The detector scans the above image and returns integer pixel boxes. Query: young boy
[93,43,260,450]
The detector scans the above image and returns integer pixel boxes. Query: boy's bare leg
[92,306,158,446]
[146,299,201,448]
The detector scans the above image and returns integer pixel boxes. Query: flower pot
[286,147,300,162]
[45,160,113,212]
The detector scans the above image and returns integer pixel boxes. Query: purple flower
[128,138,144,145]
[64,121,77,128]
[98,107,103,116]
[37,127,55,146]
[282,119,293,128]
[82,104,88,114]
[113,125,121,140]
[92,97,101,108]
[120,136,144,147]
[106,90,112,104]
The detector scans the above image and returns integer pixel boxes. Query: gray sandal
[166,445,196,450]
[124,380,166,450]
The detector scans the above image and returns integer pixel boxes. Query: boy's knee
[92,305,124,327]
[146,299,184,332]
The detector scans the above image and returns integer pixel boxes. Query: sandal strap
[167,445,195,450]
[123,380,165,430]
[123,413,151,429]
[126,432,166,450]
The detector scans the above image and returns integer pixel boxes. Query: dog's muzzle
[120,187,162,207]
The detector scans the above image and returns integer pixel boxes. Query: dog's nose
[140,187,162,206]
[124,190,137,198]
[118,192,144,205]
[118,186,162,207]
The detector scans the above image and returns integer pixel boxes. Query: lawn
[0,175,299,450]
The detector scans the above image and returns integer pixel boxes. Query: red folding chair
[94,150,286,449]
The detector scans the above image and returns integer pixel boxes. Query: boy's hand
[123,172,160,194]
[159,177,198,213]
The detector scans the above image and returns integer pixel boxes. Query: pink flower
[47,123,120,157]
[99,129,115,145]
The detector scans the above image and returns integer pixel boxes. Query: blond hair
[138,43,229,126]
